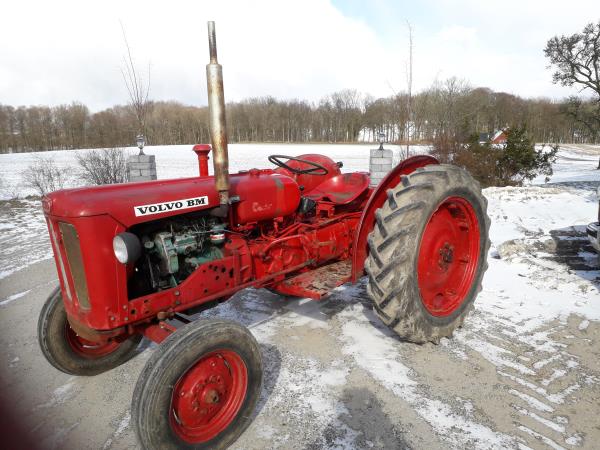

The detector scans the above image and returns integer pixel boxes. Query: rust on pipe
[206,21,230,207]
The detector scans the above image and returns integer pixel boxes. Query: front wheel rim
[417,196,480,317]
[64,322,121,357]
[170,349,248,444]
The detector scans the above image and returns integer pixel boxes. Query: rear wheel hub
[417,196,480,317]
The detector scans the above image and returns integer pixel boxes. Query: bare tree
[544,21,600,96]
[2,82,599,153]
[120,23,151,150]
[22,156,70,196]
[405,21,414,159]
[76,148,128,185]
[545,21,600,164]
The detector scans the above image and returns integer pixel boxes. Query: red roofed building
[491,129,508,144]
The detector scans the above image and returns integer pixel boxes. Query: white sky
[0,0,597,111]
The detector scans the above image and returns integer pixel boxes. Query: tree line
[0,79,598,154]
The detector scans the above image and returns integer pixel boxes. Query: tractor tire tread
[132,319,263,450]
[37,286,142,376]
[365,164,491,344]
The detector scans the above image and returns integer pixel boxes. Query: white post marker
[369,132,393,187]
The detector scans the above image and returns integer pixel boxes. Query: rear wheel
[365,164,490,343]
[37,286,142,375]
[132,319,263,450]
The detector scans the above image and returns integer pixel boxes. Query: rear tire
[132,319,263,450]
[365,164,490,343]
[37,286,142,376]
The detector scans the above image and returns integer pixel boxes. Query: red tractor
[38,22,490,449]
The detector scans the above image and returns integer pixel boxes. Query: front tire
[37,286,142,375]
[132,319,263,450]
[365,164,490,343]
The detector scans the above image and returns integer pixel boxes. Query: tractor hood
[43,170,301,227]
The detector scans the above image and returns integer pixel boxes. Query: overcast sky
[0,0,597,111]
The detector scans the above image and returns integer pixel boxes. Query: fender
[351,154,439,282]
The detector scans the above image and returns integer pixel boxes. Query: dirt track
[1,144,600,449]
[0,247,598,449]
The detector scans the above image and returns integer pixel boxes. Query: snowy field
[0,143,409,200]
[0,143,599,449]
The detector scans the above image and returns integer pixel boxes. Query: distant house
[478,133,491,144]
[491,129,508,145]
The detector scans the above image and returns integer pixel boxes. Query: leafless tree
[120,23,151,144]
[545,21,600,164]
[404,21,414,160]
[22,156,70,196]
[545,21,600,96]
[76,148,128,185]
[1,83,598,154]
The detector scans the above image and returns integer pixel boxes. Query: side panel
[351,155,439,281]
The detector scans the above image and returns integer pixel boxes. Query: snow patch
[513,406,565,433]
[37,381,77,409]
[578,320,589,331]
[517,425,566,450]
[0,289,31,306]
[338,304,518,449]
[508,389,554,413]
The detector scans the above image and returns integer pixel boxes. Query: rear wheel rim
[417,196,480,317]
[64,322,120,357]
[170,349,248,444]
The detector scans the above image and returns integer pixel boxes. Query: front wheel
[37,286,142,375]
[365,164,490,343]
[132,319,263,450]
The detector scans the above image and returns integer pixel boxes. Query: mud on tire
[365,164,491,343]
[37,286,142,376]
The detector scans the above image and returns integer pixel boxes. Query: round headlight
[113,232,142,264]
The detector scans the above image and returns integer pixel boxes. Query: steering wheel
[268,155,329,175]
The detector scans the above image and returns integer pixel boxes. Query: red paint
[351,155,439,281]
[491,131,507,144]
[305,172,370,204]
[65,320,120,357]
[269,260,352,299]
[138,322,177,344]
[417,196,480,316]
[274,154,342,192]
[229,169,301,224]
[192,144,212,176]
[170,349,248,443]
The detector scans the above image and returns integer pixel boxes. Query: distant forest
[1,77,598,153]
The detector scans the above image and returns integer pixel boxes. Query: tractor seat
[304,172,370,205]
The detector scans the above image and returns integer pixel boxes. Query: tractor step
[270,260,352,300]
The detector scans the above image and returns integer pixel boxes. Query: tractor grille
[48,220,73,303]
[58,222,91,309]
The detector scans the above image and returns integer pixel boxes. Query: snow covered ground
[0,143,599,449]
[0,143,410,200]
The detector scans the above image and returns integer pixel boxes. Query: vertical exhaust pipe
[206,21,230,210]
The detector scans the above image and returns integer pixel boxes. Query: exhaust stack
[206,21,230,208]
